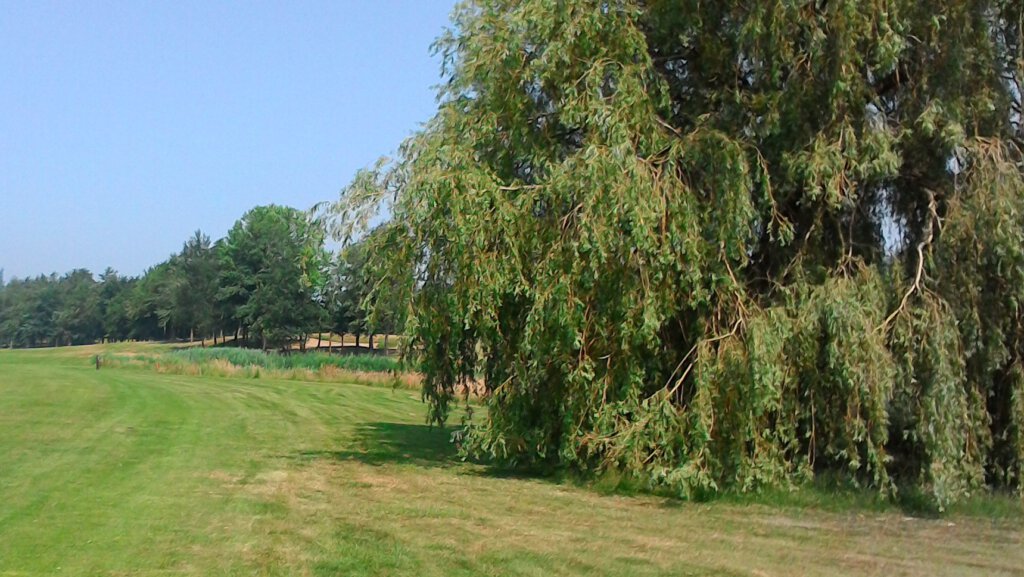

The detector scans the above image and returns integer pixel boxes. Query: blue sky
[0,0,457,281]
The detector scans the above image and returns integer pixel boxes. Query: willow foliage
[333,0,1024,508]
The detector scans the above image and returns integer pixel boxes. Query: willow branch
[879,189,938,331]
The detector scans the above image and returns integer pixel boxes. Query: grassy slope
[0,345,1021,577]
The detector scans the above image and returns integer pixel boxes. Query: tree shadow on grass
[289,422,461,468]
[287,422,551,476]
[282,424,1005,518]
[285,421,564,487]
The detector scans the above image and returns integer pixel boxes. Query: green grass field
[1,344,1021,576]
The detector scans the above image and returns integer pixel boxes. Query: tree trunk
[317,331,322,349]
[383,334,389,351]
[355,333,360,348]
[368,334,374,351]
[190,327,194,344]
[262,334,267,350]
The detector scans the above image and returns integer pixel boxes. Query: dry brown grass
[203,358,246,377]
[203,457,1024,577]
[98,344,424,392]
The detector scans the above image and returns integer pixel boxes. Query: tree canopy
[335,0,1024,507]
[219,205,330,349]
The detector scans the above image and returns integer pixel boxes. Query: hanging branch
[879,189,939,332]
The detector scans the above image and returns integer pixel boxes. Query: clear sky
[0,0,457,281]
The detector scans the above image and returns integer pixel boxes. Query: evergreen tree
[173,231,219,343]
[220,205,329,349]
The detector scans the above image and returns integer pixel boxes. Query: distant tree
[322,255,350,350]
[332,241,370,348]
[171,230,219,344]
[330,229,404,351]
[209,239,238,344]
[0,274,8,347]
[53,269,101,346]
[21,275,60,347]
[220,205,328,349]
[0,275,14,347]
[123,261,177,341]
[216,238,249,344]
[99,268,133,342]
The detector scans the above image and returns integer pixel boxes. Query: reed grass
[98,347,411,389]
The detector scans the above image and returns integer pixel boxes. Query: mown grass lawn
[1,344,1021,576]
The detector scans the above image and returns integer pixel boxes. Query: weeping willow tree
[333,0,1024,507]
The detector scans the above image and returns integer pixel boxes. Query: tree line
[0,204,396,350]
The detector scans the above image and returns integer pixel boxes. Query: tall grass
[98,347,414,389]
[166,348,401,373]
